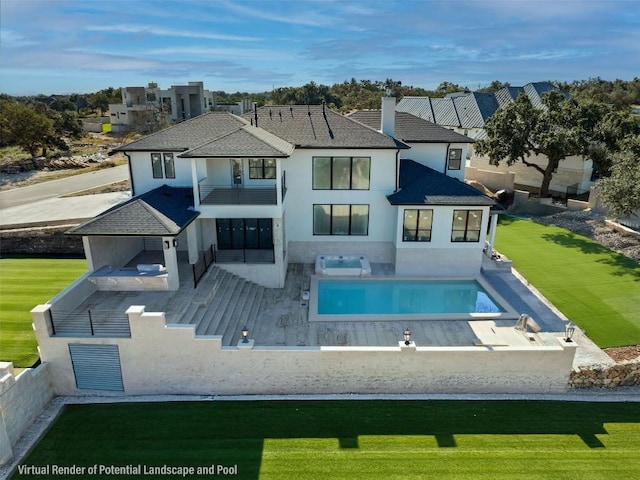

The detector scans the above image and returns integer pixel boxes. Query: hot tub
[315,254,372,276]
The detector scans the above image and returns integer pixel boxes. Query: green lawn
[11,400,640,480]
[0,256,86,366]
[495,217,640,348]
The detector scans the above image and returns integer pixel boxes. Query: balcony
[199,184,277,205]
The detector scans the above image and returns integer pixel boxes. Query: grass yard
[0,256,86,366]
[11,400,640,480]
[495,217,640,348]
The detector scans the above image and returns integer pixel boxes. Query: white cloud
[84,24,260,42]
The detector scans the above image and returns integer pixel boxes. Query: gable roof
[243,105,407,149]
[180,124,294,158]
[397,82,564,129]
[67,186,198,236]
[347,110,473,143]
[112,111,247,152]
[387,159,495,206]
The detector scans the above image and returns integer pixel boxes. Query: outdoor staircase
[169,266,265,346]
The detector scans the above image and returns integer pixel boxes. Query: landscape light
[241,326,249,344]
[564,322,576,342]
[403,327,412,345]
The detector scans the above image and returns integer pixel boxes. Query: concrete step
[195,274,239,335]
[241,286,265,344]
[210,279,250,338]
[219,283,256,344]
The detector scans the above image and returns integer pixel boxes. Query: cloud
[85,24,259,42]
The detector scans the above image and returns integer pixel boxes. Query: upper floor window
[451,210,482,242]
[151,153,175,179]
[313,204,369,236]
[448,148,462,170]
[313,156,370,190]
[249,159,276,179]
[403,209,433,242]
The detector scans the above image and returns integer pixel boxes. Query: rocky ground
[534,210,640,362]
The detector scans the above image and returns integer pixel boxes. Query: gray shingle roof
[112,112,248,152]
[243,105,405,149]
[67,186,198,236]
[387,159,495,206]
[180,125,294,158]
[347,110,473,143]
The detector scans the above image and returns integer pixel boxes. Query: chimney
[381,94,395,137]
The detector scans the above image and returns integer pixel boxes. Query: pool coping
[309,275,520,322]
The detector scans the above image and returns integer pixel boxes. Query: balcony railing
[199,184,277,205]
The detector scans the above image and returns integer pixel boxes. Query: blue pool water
[317,279,504,315]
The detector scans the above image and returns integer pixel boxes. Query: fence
[192,244,215,288]
[49,309,130,337]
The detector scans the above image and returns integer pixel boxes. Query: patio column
[186,222,199,264]
[162,236,180,291]
[487,213,499,255]
[191,159,201,209]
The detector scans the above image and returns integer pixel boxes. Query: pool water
[317,279,505,315]
[324,257,361,268]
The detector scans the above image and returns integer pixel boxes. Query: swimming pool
[309,276,517,322]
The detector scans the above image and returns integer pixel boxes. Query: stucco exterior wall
[470,155,593,194]
[32,306,577,397]
[0,363,54,465]
[85,236,144,271]
[465,166,515,192]
[403,143,469,182]
[288,241,395,264]
[128,151,194,195]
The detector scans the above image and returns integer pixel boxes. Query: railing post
[48,309,56,336]
[88,309,95,336]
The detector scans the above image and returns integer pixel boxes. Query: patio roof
[387,159,495,206]
[67,186,199,236]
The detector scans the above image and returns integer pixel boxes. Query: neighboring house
[108,81,217,130]
[397,82,594,195]
[68,96,497,291]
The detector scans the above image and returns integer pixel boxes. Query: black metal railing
[214,246,275,265]
[193,244,215,288]
[49,309,131,337]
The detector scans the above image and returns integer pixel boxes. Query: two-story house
[69,97,496,290]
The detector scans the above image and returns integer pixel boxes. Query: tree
[0,101,54,156]
[478,80,510,93]
[475,91,611,197]
[597,138,640,217]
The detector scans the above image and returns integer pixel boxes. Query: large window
[313,204,369,235]
[151,152,175,179]
[312,157,370,190]
[448,148,462,170]
[249,159,276,179]
[451,210,483,242]
[403,209,433,242]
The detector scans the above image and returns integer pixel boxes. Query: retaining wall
[0,363,54,465]
[0,226,84,255]
[32,305,578,396]
[570,360,640,389]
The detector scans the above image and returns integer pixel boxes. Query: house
[108,81,217,131]
[29,96,576,397]
[69,96,498,290]
[397,83,594,195]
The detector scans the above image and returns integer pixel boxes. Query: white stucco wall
[32,306,577,396]
[403,142,469,182]
[392,205,489,275]
[128,151,194,195]
[85,236,144,271]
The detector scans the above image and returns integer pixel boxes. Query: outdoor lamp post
[403,327,412,345]
[564,322,576,342]
[241,325,249,344]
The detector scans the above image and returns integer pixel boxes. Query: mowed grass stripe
[0,257,86,366]
[495,218,640,348]
[12,401,640,480]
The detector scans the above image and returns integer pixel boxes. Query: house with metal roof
[397,83,593,195]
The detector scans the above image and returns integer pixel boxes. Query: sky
[1,0,639,96]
